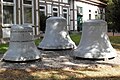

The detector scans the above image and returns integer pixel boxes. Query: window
[53,8,57,11]
[100,8,103,14]
[40,5,46,15]
[3,5,14,24]
[95,11,98,19]
[77,7,83,13]
[63,8,69,26]
[40,6,45,9]
[24,7,32,23]
[63,14,67,19]
[23,0,32,4]
[63,9,67,12]
[95,15,98,19]
[63,0,68,3]
[89,10,91,12]
[40,11,45,15]
[89,14,91,20]
[63,8,68,19]
[23,0,33,24]
[53,0,59,1]
[3,0,14,24]
[52,7,59,16]
[53,13,58,16]
[3,0,13,2]
[100,8,103,19]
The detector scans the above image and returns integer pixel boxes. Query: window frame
[62,0,69,3]
[89,14,91,20]
[52,6,59,17]
[22,0,33,24]
[63,7,68,25]
[2,0,15,26]
[39,5,46,15]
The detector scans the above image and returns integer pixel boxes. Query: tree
[112,0,120,32]
[105,0,114,32]
[105,0,120,33]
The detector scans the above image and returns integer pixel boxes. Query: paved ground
[107,32,120,36]
[0,50,120,69]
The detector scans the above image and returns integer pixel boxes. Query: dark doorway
[77,14,83,32]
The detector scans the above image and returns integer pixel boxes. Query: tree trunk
[0,27,2,38]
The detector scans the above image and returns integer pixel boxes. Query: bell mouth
[74,56,115,61]
[37,47,73,51]
[1,58,42,63]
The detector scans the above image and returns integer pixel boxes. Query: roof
[76,0,107,7]
[90,0,107,5]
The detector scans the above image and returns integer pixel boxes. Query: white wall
[70,1,103,31]
[2,28,11,38]
[75,1,100,22]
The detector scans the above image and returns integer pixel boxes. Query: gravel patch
[0,50,120,69]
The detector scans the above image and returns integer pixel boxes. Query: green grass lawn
[70,33,120,45]
[0,33,120,54]
[70,33,81,45]
[0,43,9,54]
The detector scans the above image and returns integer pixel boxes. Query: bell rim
[37,47,73,51]
[1,58,42,63]
[73,56,115,61]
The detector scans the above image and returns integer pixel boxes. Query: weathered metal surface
[2,24,42,62]
[38,17,76,50]
[74,20,116,59]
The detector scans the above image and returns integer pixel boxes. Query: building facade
[0,0,106,38]
[0,0,40,38]
[70,0,106,31]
